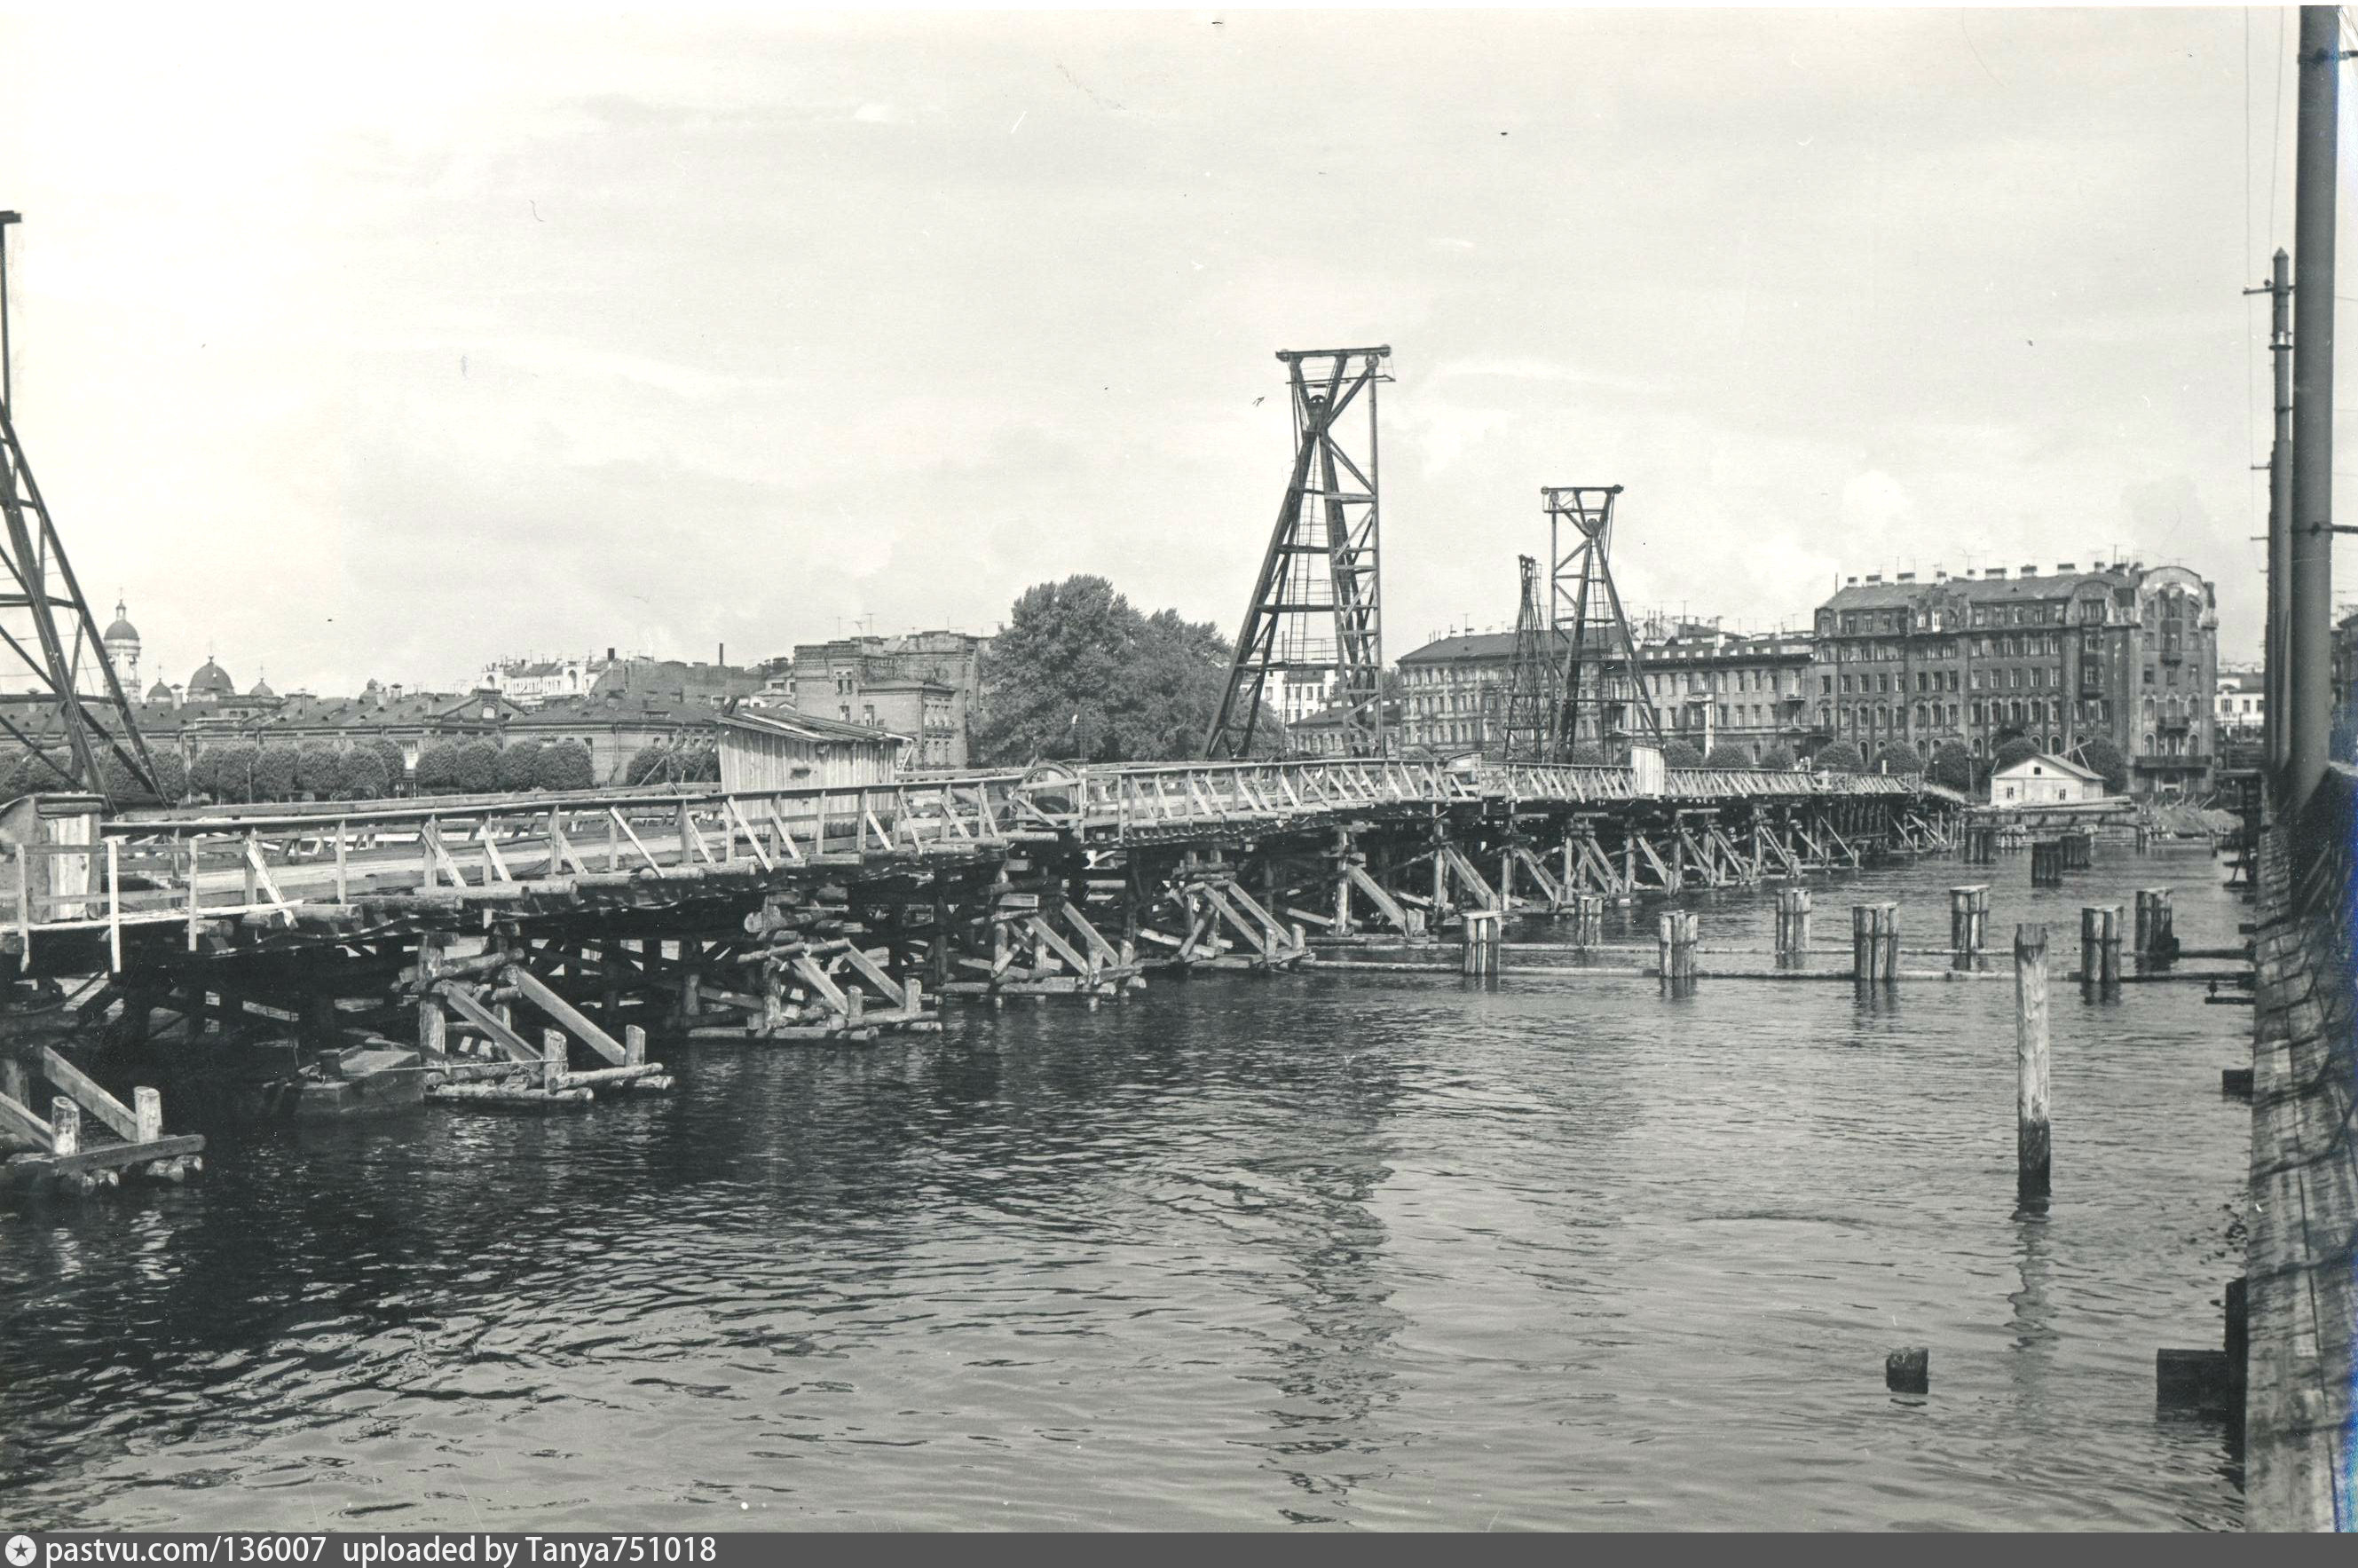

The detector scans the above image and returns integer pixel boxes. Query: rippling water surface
[0,847,2250,1529]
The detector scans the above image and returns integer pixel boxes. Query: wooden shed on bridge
[717,708,904,794]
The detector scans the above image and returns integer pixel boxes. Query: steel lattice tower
[0,214,159,805]
[1500,554,1560,764]
[1544,485,1661,754]
[1205,346,1391,760]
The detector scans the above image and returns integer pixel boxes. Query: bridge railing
[0,755,1952,948]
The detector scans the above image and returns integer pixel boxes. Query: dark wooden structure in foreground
[0,758,1958,1178]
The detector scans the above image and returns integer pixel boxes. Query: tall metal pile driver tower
[1204,345,1392,760]
[1500,553,1560,763]
[0,212,159,804]
[1544,485,1661,754]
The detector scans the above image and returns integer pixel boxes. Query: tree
[414,742,461,794]
[625,745,670,786]
[494,740,543,792]
[1659,738,1704,768]
[535,740,595,792]
[1814,739,1865,774]
[1759,743,1798,772]
[972,576,1252,765]
[295,744,342,800]
[1567,741,1611,766]
[148,749,189,805]
[1991,735,2041,776]
[252,746,298,801]
[369,739,407,793]
[2076,736,2128,795]
[681,744,719,783]
[1929,740,1975,793]
[451,740,499,794]
[1873,740,1924,776]
[339,747,390,800]
[199,744,260,803]
[1703,742,1752,769]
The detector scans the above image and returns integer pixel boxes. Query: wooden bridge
[0,756,1960,1186]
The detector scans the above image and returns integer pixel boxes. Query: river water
[0,845,2250,1531]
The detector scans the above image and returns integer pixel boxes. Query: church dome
[248,674,276,699]
[187,658,236,700]
[144,679,173,705]
[102,600,138,646]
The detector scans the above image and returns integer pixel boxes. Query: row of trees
[0,737,604,806]
[410,738,598,797]
[625,744,720,785]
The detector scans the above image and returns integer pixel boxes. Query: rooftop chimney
[1935,568,1948,580]
[2020,563,2038,577]
[1845,576,1858,586]
[2056,563,2077,574]
[1987,566,2007,579]
[1897,571,1916,582]
[1865,573,1882,584]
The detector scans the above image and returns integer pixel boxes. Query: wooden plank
[792,953,852,1013]
[724,799,776,871]
[548,812,592,875]
[423,820,471,889]
[437,982,543,1064]
[607,808,664,871]
[1027,913,1092,974]
[838,943,908,1008]
[4,1133,205,1178]
[503,965,630,1066]
[0,1090,52,1146]
[38,1046,140,1141]
[480,827,515,885]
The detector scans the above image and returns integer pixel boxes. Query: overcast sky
[0,5,2325,697]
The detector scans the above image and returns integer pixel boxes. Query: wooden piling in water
[1460,908,1500,978]
[1776,888,1811,964]
[2015,923,2052,1207]
[1571,893,1603,949]
[2030,840,2063,887]
[1659,910,1698,992]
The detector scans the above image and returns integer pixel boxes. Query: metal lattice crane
[1205,346,1392,760]
[1500,554,1560,764]
[0,212,159,805]
[1544,485,1661,755]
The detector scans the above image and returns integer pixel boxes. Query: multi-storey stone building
[1811,560,2219,795]
[1392,626,1813,761]
[785,630,990,770]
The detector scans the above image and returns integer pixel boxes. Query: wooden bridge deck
[2,758,1946,961]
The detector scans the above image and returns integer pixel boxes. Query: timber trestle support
[0,762,1959,1187]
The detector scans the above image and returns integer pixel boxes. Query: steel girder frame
[1205,346,1392,761]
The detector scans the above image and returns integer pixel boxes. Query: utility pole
[2248,249,2293,772]
[2287,5,2338,808]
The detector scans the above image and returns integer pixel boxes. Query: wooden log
[51,1096,78,1157]
[2098,905,2122,989]
[2015,923,2051,1207]
[541,1029,569,1091]
[557,1061,668,1088]
[1875,902,1899,982]
[426,1082,593,1107]
[40,1047,140,1142]
[1885,1347,1929,1393]
[507,965,629,1066]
